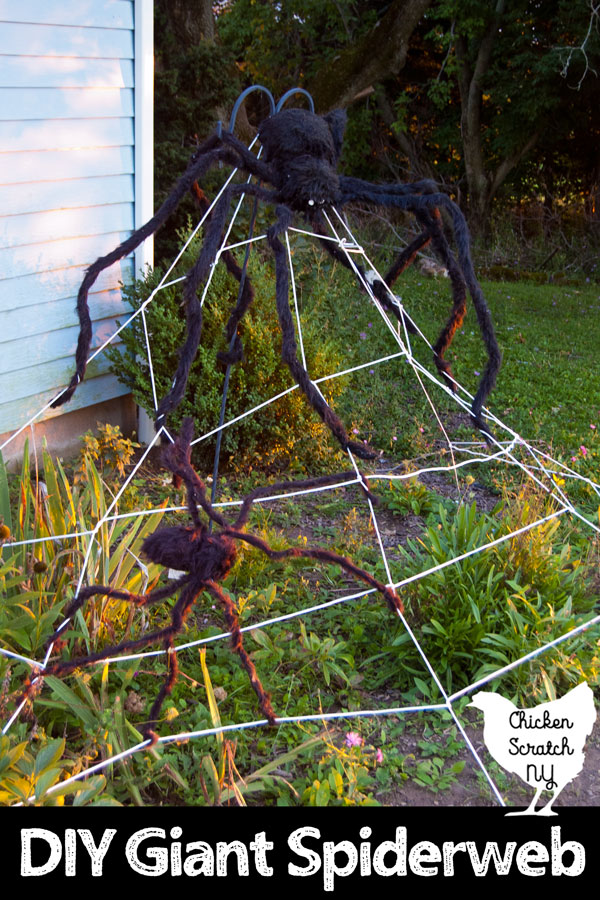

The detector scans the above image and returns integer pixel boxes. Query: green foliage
[382,476,438,517]
[153,2,240,262]
[382,494,598,699]
[106,231,348,472]
[297,725,383,807]
[217,0,375,93]
[74,422,139,484]
[0,442,170,804]
[297,621,354,688]
[0,733,117,807]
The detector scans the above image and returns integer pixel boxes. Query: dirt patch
[375,708,600,810]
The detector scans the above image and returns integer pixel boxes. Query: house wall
[0,0,153,462]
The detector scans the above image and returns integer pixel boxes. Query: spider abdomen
[142,527,237,582]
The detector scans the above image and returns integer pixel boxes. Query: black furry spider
[52,96,501,454]
[27,419,402,745]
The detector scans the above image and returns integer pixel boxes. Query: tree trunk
[455,0,505,237]
[162,0,215,44]
[307,0,432,112]
[455,0,541,236]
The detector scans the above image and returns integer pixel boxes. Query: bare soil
[375,710,600,810]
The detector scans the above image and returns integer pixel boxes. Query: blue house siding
[0,0,151,438]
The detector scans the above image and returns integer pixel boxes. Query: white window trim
[134,0,155,443]
[134,0,154,274]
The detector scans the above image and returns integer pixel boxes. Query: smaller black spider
[26,419,403,745]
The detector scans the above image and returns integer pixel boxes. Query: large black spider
[26,419,402,745]
[51,94,501,454]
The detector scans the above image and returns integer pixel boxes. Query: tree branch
[490,130,541,197]
[307,0,432,111]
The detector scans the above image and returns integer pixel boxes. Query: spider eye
[308,199,315,207]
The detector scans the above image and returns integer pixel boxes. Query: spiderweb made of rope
[1,138,599,808]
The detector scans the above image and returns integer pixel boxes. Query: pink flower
[419,427,425,433]
[352,428,359,434]
[591,424,596,430]
[392,436,397,441]
[376,749,383,763]
[571,456,577,462]
[580,445,588,457]
[345,731,363,748]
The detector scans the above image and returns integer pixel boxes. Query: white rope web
[1,146,599,808]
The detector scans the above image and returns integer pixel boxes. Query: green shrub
[106,232,348,472]
[0,733,120,806]
[363,491,598,701]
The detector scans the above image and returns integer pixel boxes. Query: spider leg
[413,207,468,391]
[339,178,501,438]
[51,137,258,409]
[155,182,278,430]
[232,469,378,530]
[312,214,429,335]
[162,418,230,530]
[205,580,278,726]
[19,577,191,713]
[267,205,379,461]
[143,579,203,745]
[191,183,257,368]
[328,197,465,389]
[45,580,185,652]
[383,228,433,288]
[227,529,403,614]
[161,418,379,536]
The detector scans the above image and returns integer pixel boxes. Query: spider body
[141,525,237,582]
[26,419,403,746]
[52,94,501,452]
[258,107,342,211]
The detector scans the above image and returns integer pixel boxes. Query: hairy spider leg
[266,205,379,461]
[311,214,429,335]
[323,206,464,382]
[144,579,203,744]
[52,580,185,639]
[338,179,502,437]
[414,207,468,390]
[231,470,379,530]
[162,419,377,533]
[43,577,204,746]
[154,181,278,429]
[206,581,278,725]
[191,183,258,368]
[21,577,189,707]
[229,528,403,615]
[51,132,268,410]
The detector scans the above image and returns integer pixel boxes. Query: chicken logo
[469,682,596,816]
